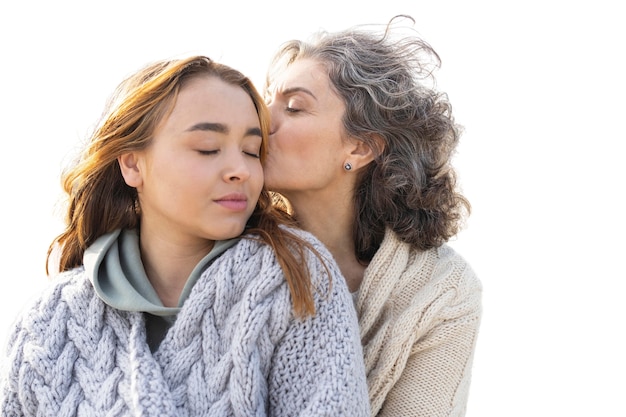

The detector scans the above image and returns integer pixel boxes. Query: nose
[223,152,251,182]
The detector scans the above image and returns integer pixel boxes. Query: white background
[1,1,624,415]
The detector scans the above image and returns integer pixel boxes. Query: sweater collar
[83,228,239,317]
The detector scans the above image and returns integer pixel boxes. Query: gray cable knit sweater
[0,230,370,416]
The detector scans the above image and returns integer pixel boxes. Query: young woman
[264,16,482,416]
[0,55,369,416]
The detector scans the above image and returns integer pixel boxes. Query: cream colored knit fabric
[356,229,482,417]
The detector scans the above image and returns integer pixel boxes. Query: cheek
[274,122,313,152]
[279,136,313,159]
[180,160,212,182]
[251,163,264,191]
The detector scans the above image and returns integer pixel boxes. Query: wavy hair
[49,55,318,316]
[266,15,470,262]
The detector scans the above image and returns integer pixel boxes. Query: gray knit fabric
[0,231,370,416]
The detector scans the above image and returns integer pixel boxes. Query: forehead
[272,58,330,91]
[175,76,254,111]
[270,57,348,125]
[156,75,260,133]
[179,75,232,97]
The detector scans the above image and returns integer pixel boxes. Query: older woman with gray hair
[264,15,482,417]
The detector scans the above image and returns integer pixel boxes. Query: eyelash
[286,106,300,113]
[198,150,260,159]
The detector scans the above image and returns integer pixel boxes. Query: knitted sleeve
[1,309,27,417]
[267,237,370,417]
[377,249,482,417]
[0,271,84,417]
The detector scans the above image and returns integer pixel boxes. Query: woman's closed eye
[198,149,219,155]
[244,150,261,158]
[285,97,306,114]
[197,149,260,158]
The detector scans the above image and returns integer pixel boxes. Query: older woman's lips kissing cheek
[214,192,248,211]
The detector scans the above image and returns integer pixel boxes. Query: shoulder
[386,228,481,291]
[360,232,481,339]
[23,268,91,308]
[7,268,96,338]
[1,268,104,375]
[199,227,342,305]
[366,230,481,305]
[238,226,350,312]
[406,244,482,318]
[239,226,339,278]
[242,225,332,256]
[430,244,482,294]
[281,226,345,293]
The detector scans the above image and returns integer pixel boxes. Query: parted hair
[266,15,470,262]
[48,55,317,316]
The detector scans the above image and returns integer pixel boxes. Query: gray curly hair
[266,15,470,262]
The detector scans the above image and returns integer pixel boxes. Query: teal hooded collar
[83,229,239,317]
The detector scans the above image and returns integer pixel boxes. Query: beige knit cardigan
[355,229,482,417]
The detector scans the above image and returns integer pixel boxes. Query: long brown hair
[48,55,317,316]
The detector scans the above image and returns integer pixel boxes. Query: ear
[118,152,143,188]
[347,133,385,169]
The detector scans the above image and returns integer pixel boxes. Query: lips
[215,193,248,211]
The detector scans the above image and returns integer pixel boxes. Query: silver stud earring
[344,162,352,171]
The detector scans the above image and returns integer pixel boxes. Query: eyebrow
[281,86,317,100]
[187,122,262,137]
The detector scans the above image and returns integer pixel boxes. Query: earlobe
[348,133,385,169]
[118,153,143,187]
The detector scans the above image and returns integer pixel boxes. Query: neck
[285,191,366,292]
[138,227,214,307]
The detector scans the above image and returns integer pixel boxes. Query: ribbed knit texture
[356,229,482,417]
[0,233,370,416]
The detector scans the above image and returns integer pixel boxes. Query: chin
[211,223,248,241]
